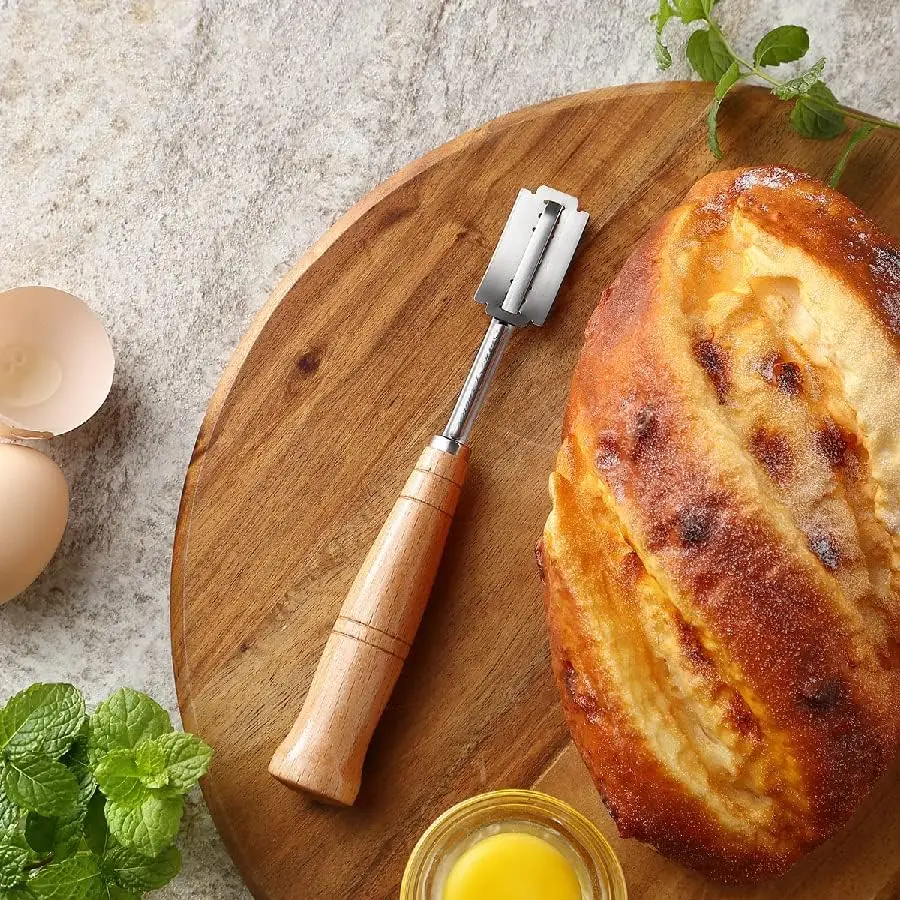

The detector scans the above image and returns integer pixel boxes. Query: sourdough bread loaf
[541,166,900,883]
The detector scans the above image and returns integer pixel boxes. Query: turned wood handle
[269,438,470,804]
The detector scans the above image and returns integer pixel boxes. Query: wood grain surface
[170,82,900,900]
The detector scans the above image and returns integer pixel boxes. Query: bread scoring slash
[541,166,900,883]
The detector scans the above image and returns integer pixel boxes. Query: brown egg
[0,286,114,439]
[0,442,69,603]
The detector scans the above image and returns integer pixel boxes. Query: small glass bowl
[400,789,627,900]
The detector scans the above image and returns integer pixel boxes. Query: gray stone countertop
[0,1,897,896]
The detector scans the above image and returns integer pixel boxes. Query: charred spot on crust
[798,677,843,713]
[808,532,840,571]
[693,338,729,403]
[817,420,855,469]
[750,428,793,485]
[563,661,601,723]
[595,432,621,470]
[678,507,714,547]
[760,354,803,396]
[535,540,546,583]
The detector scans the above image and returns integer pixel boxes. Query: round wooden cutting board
[171,83,900,900]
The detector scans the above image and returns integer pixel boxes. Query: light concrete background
[0,0,897,896]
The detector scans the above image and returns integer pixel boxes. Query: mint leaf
[27,853,104,900]
[829,123,877,187]
[88,692,172,764]
[132,744,164,781]
[753,25,809,67]
[23,817,55,856]
[105,796,182,858]
[92,755,145,809]
[3,759,78,818]
[106,889,138,900]
[651,0,674,69]
[101,844,180,893]
[25,800,88,860]
[707,62,744,158]
[0,834,34,889]
[673,0,707,22]
[791,82,846,139]
[773,57,826,100]
[152,734,212,794]
[0,687,86,762]
[81,798,107,859]
[0,794,19,836]
[685,27,734,81]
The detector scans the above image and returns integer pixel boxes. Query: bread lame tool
[269,186,589,805]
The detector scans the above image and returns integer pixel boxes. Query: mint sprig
[0,685,211,898]
[651,0,899,183]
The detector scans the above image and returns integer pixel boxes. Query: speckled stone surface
[0,1,897,896]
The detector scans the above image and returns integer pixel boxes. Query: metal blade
[475,186,589,327]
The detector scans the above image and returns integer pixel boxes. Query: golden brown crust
[542,166,900,883]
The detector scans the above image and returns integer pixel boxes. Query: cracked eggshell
[0,443,69,604]
[0,286,114,439]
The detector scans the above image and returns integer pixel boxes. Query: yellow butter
[442,831,582,900]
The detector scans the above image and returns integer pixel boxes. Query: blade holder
[443,186,589,445]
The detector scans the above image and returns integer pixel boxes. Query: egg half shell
[0,443,69,604]
[0,286,114,439]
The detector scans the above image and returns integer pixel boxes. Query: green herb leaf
[0,888,36,899]
[685,27,734,81]
[791,82,846,139]
[87,692,172,765]
[773,57,826,99]
[133,744,165,782]
[92,755,145,809]
[106,890,138,900]
[651,0,675,69]
[707,62,744,158]
[673,0,707,22]
[25,800,88,861]
[0,834,35,890]
[27,853,105,900]
[101,843,180,893]
[0,794,19,836]
[81,798,107,860]
[0,687,86,763]
[105,796,183,859]
[151,734,212,794]
[829,123,877,187]
[23,817,55,857]
[3,759,78,819]
[753,25,809,67]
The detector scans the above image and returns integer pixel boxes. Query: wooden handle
[269,439,469,804]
